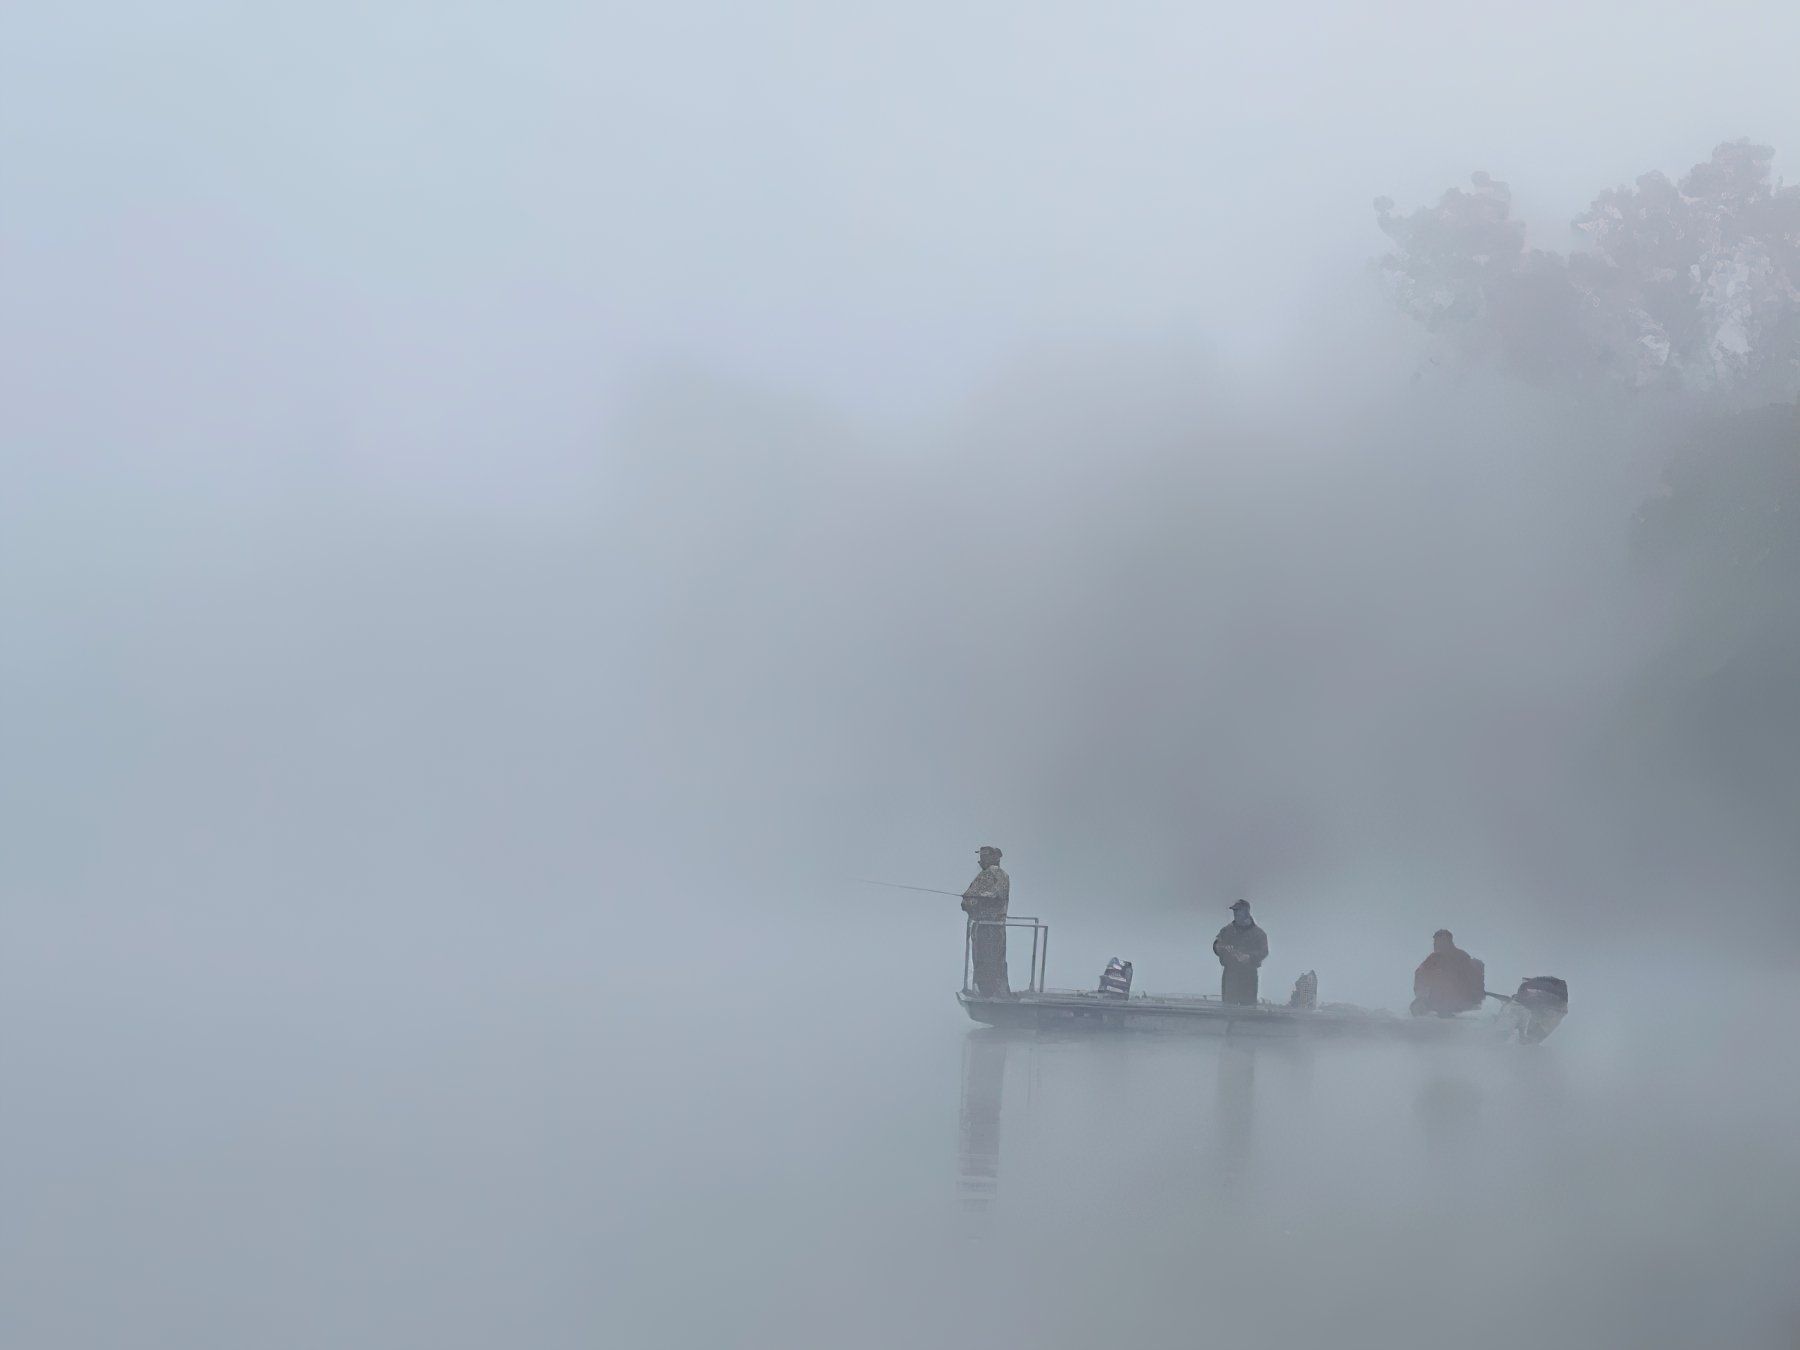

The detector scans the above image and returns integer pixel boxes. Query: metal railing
[962,916,1048,996]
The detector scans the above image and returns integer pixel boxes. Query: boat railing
[963,916,1048,996]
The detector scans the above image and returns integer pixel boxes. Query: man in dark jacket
[961,845,1011,996]
[1213,899,1268,1006]
[1411,929,1486,1016]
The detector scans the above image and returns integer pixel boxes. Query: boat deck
[953,918,1556,1041]
[957,987,1494,1040]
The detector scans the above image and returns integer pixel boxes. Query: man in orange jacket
[1411,929,1486,1016]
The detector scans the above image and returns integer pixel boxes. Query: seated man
[1411,929,1486,1017]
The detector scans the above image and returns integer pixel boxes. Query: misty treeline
[1375,140,1800,404]
[601,146,1800,942]
[1370,142,1800,933]
[11,150,1794,955]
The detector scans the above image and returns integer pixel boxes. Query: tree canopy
[1376,141,1800,406]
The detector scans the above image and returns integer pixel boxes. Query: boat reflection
[957,1029,1015,1210]
[1214,1040,1258,1201]
[1414,1057,1486,1163]
[958,1029,1289,1214]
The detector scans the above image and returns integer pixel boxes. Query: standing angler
[1213,899,1268,1006]
[961,845,1011,996]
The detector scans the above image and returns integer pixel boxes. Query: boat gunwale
[958,988,1401,1018]
[952,988,1518,1039]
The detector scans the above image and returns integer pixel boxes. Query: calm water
[5,908,1797,1348]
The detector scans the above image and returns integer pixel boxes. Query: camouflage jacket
[961,865,1011,919]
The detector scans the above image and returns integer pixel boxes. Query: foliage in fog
[1376,141,1800,405]
[1375,145,1800,886]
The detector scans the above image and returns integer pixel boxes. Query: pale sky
[6,0,1798,482]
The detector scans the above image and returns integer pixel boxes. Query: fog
[5,3,1800,1347]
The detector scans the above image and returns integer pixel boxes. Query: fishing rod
[852,878,1161,905]
[851,878,968,898]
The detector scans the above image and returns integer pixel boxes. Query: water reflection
[1213,1040,1258,1202]
[958,1030,1280,1214]
[1414,1057,1485,1163]
[944,1007,1794,1348]
[957,1030,1012,1210]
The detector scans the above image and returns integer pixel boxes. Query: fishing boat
[956,917,1567,1044]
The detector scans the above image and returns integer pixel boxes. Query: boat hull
[957,989,1530,1041]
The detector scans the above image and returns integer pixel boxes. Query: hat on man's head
[978,845,1003,859]
[1229,899,1251,913]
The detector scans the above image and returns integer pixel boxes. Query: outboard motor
[1098,958,1133,998]
[1506,975,1569,1044]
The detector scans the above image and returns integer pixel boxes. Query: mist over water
[6,2,1800,1346]
[10,902,1799,1347]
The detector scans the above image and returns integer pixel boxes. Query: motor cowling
[1509,975,1569,1043]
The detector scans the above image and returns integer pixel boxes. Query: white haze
[4,3,1799,1348]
